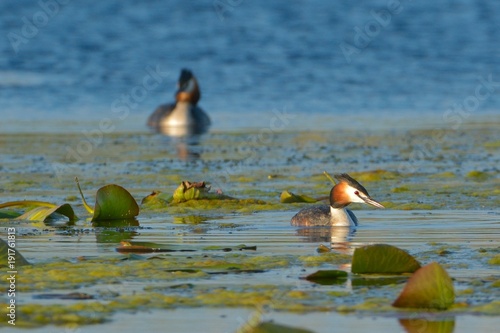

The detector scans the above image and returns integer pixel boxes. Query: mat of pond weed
[0,122,499,332]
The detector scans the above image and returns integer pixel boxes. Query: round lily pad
[305,270,348,285]
[351,244,421,274]
[92,184,139,221]
[393,262,455,310]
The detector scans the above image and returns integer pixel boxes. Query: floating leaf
[393,262,455,310]
[140,190,171,209]
[399,318,455,333]
[316,244,331,253]
[93,184,139,221]
[172,181,233,203]
[0,201,76,222]
[174,181,207,201]
[351,244,421,274]
[252,321,315,333]
[305,270,348,285]
[76,179,139,221]
[280,190,317,203]
[0,238,31,267]
[18,203,76,222]
[0,210,21,219]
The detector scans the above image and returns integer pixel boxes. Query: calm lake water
[1,0,499,132]
[1,1,499,332]
[2,210,500,332]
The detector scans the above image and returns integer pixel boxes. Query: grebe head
[175,69,200,104]
[330,173,385,209]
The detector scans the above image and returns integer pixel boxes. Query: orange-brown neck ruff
[176,80,200,104]
[330,182,351,209]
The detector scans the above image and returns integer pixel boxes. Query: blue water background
[0,0,499,131]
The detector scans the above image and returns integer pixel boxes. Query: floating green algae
[488,255,500,265]
[466,171,492,182]
[2,127,500,210]
[391,186,410,193]
[280,190,318,203]
[1,123,500,329]
[3,253,295,292]
[351,170,400,182]
[298,252,351,267]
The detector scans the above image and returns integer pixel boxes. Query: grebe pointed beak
[362,196,385,208]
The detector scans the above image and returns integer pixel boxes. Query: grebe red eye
[354,191,359,195]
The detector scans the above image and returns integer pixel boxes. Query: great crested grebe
[147,69,210,135]
[291,173,384,227]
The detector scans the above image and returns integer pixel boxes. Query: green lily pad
[140,190,171,209]
[252,321,315,333]
[351,244,421,274]
[0,210,21,219]
[18,203,76,222]
[305,270,348,285]
[172,181,232,203]
[0,201,76,222]
[75,179,139,221]
[280,190,317,203]
[393,262,455,310]
[92,184,139,221]
[0,238,31,267]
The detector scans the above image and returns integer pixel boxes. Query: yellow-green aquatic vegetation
[298,252,351,267]
[351,170,400,182]
[280,171,335,204]
[305,270,348,285]
[172,180,233,203]
[115,240,257,254]
[351,244,421,274]
[13,302,109,327]
[466,171,491,181]
[76,178,139,221]
[391,186,410,193]
[393,262,455,310]
[0,200,76,222]
[488,255,500,265]
[280,190,318,203]
[0,238,30,267]
[248,321,315,333]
